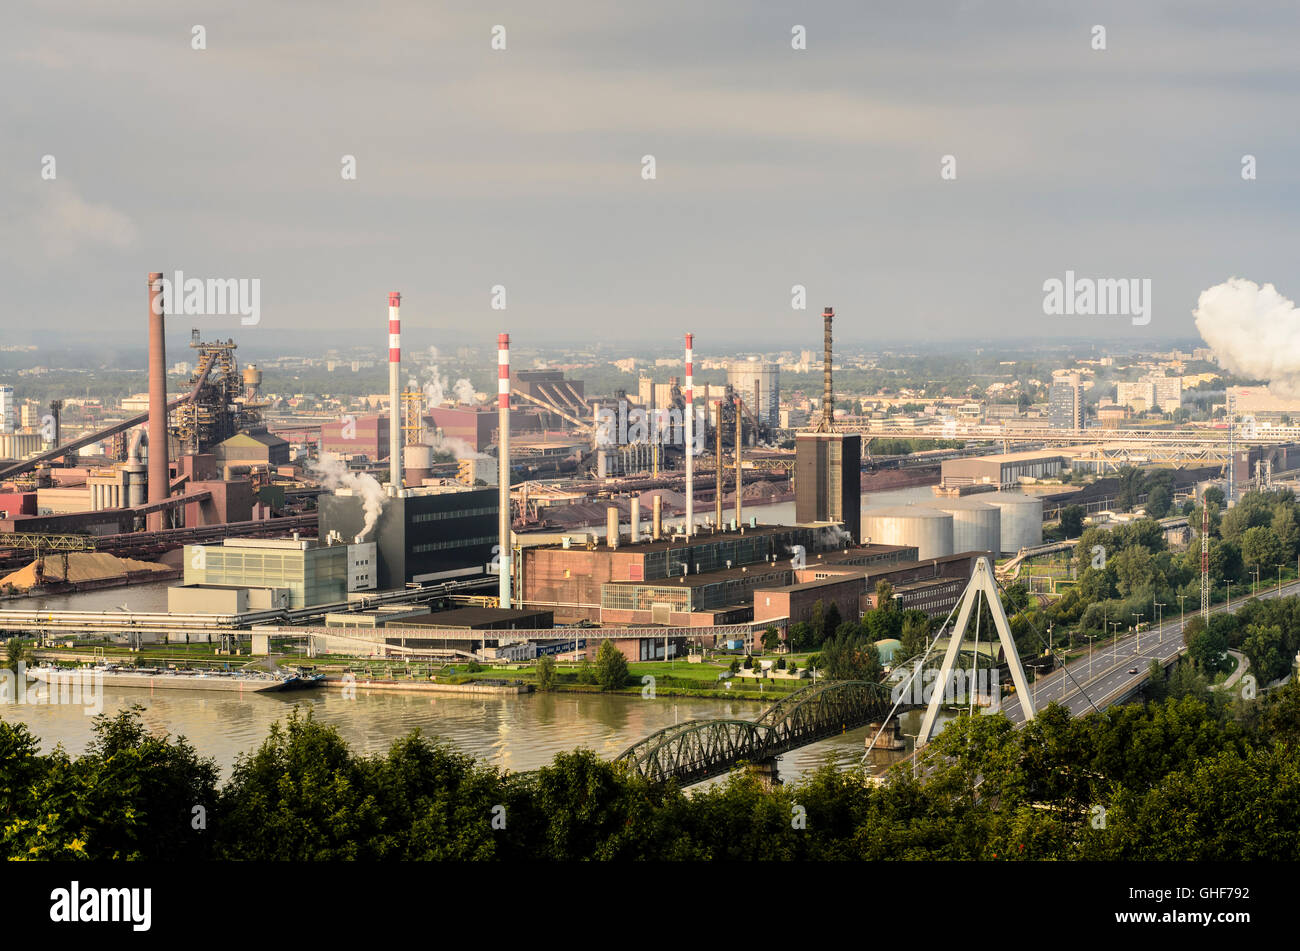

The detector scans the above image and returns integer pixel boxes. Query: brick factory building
[518,522,920,630]
[320,414,391,461]
[753,550,986,630]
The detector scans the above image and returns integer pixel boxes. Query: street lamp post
[1132,613,1143,653]
[1251,567,1260,599]
[1178,593,1186,632]
[1087,633,1096,680]
[1154,602,1165,649]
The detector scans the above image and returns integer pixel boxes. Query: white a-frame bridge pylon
[916,556,1035,747]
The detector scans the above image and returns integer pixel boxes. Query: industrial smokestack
[684,333,694,538]
[735,396,743,527]
[714,400,723,530]
[498,333,511,609]
[606,506,619,549]
[817,306,834,433]
[653,493,662,541]
[630,496,640,542]
[388,292,402,491]
[146,272,168,531]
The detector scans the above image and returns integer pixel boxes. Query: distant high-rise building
[1118,373,1181,414]
[1048,372,1083,430]
[0,385,16,435]
[727,359,780,429]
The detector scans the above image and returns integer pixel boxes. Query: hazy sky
[4,1,1299,353]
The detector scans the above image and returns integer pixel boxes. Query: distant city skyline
[5,2,1298,346]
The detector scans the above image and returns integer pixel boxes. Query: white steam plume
[310,452,386,540]
[419,346,477,407]
[453,379,478,405]
[1194,278,1300,397]
[427,431,489,460]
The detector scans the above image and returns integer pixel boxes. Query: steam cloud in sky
[420,346,478,407]
[1194,278,1300,397]
[310,452,385,540]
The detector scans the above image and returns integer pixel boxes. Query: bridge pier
[752,758,782,790]
[865,719,906,764]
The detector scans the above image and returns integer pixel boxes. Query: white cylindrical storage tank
[861,505,954,560]
[986,493,1043,554]
[935,497,1001,557]
[404,444,434,485]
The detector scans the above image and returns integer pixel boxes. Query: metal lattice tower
[401,388,426,445]
[1201,500,1210,623]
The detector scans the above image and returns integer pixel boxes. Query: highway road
[1000,577,1300,723]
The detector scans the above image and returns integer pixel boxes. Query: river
[4,482,977,784]
[0,682,930,785]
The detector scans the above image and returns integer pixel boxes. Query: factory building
[319,413,391,461]
[181,536,376,609]
[522,524,819,625]
[520,522,915,627]
[753,551,986,629]
[940,450,1067,488]
[318,483,498,589]
[794,432,862,542]
[214,430,291,474]
[727,359,780,430]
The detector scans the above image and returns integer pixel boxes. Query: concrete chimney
[817,306,835,433]
[630,496,640,542]
[652,493,662,540]
[606,506,619,549]
[714,400,723,529]
[388,292,402,491]
[146,272,168,531]
[498,333,512,609]
[735,396,743,527]
[684,333,694,538]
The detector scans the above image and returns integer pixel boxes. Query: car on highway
[1128,667,1139,674]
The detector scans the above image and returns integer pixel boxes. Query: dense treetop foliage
[3,671,1298,860]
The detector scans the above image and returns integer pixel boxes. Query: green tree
[761,626,780,652]
[535,654,557,691]
[595,640,628,691]
[4,637,26,676]
[1182,616,1230,673]
[1060,504,1086,538]
[899,614,929,659]
[1145,484,1172,519]
[1241,525,1285,573]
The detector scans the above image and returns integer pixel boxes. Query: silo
[404,444,433,486]
[861,505,954,560]
[986,493,1043,554]
[935,497,1001,556]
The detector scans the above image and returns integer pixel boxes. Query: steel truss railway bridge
[615,679,895,787]
[616,558,1033,787]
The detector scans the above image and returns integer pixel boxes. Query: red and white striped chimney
[388,292,402,491]
[685,332,694,538]
[498,333,511,608]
